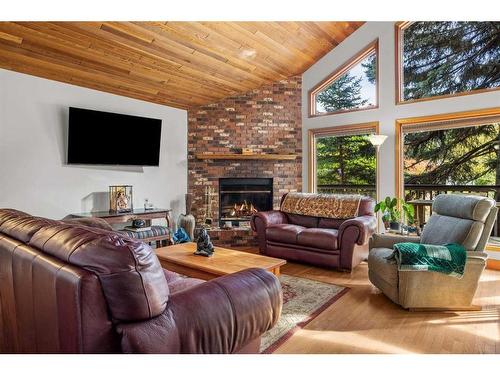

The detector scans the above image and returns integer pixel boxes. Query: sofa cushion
[266,224,304,244]
[420,214,483,251]
[285,213,319,228]
[120,225,170,240]
[28,222,169,323]
[62,216,114,231]
[317,217,344,230]
[358,197,375,216]
[432,194,495,222]
[0,214,58,243]
[163,269,204,294]
[297,228,338,250]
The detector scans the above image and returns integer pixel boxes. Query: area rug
[260,274,348,354]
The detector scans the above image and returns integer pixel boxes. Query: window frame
[395,21,500,105]
[308,39,379,118]
[395,107,500,251]
[308,121,380,202]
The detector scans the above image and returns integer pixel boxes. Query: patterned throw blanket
[387,242,467,278]
[281,192,361,219]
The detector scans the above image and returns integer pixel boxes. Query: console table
[69,208,174,246]
[71,208,172,226]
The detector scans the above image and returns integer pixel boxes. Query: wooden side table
[407,199,433,228]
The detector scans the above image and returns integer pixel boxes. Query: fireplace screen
[219,178,273,226]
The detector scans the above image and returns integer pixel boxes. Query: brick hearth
[187,76,302,246]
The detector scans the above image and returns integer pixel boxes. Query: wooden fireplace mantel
[195,153,298,161]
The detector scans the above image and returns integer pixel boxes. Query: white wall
[302,22,500,259]
[0,68,188,222]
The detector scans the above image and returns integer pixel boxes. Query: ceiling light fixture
[239,48,257,59]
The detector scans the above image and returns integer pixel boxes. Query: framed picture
[109,185,133,213]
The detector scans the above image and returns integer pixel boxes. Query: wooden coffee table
[155,242,286,280]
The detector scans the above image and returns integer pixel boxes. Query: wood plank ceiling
[0,22,364,109]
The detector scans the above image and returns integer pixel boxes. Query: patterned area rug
[260,274,348,353]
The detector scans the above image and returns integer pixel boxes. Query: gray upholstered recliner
[368,194,497,310]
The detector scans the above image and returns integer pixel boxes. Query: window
[308,122,378,199]
[309,40,378,117]
[396,22,500,103]
[396,108,500,249]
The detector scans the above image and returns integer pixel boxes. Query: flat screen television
[67,107,162,166]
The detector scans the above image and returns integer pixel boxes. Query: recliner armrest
[116,268,282,354]
[466,251,488,263]
[369,233,421,250]
[339,215,377,245]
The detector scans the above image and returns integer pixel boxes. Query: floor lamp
[368,134,388,231]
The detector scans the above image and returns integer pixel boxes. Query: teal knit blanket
[387,242,466,278]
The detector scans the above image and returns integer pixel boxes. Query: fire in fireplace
[219,178,273,227]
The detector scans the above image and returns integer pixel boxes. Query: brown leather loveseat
[251,193,376,271]
[0,209,282,353]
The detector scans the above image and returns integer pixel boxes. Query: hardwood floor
[238,247,500,354]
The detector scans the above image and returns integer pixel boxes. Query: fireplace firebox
[219,178,273,227]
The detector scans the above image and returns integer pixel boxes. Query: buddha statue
[194,228,215,257]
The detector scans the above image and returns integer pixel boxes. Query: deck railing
[317,183,500,240]
[316,184,376,198]
[404,184,500,239]
[404,184,500,201]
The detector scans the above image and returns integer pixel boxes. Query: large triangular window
[396,22,500,104]
[309,40,378,117]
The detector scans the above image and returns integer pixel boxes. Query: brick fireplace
[187,76,302,246]
[219,177,273,227]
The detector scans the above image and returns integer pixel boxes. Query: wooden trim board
[195,153,297,160]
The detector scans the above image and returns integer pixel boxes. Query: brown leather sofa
[251,194,376,271]
[0,209,282,354]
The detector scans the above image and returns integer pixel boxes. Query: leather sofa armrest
[338,215,377,246]
[116,268,282,354]
[251,211,288,254]
[250,210,287,231]
[369,233,421,250]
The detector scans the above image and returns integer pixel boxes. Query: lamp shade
[368,134,388,147]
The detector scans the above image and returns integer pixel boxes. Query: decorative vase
[178,193,196,241]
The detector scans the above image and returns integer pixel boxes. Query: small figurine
[194,228,215,257]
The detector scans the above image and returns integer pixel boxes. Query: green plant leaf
[385,196,391,207]
[390,198,397,208]
[405,204,415,215]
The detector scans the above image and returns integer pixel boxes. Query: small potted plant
[374,197,414,232]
